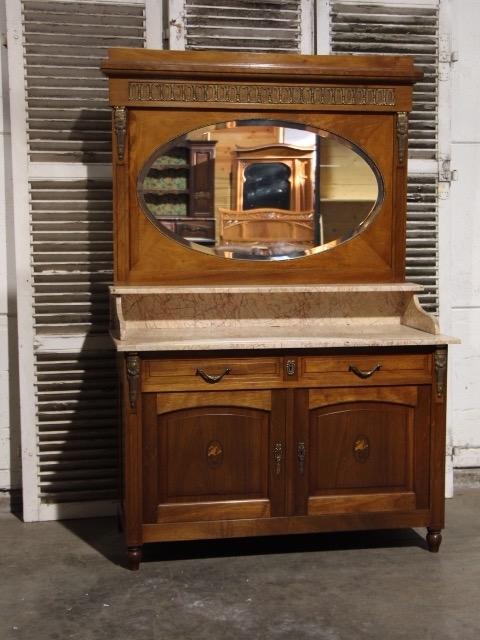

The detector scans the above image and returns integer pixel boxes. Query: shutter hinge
[439,35,458,80]
[438,156,458,200]
[167,17,185,49]
[438,157,458,183]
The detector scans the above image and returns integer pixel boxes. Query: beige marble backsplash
[110,284,439,340]
[121,291,406,328]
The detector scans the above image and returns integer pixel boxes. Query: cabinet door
[293,386,430,516]
[189,142,215,217]
[142,390,285,524]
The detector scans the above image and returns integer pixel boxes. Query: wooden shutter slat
[330,3,439,314]
[23,1,145,163]
[330,2,438,160]
[35,348,119,503]
[184,0,301,52]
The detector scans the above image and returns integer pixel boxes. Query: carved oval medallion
[353,435,370,463]
[206,440,224,468]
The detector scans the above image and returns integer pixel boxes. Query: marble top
[109,282,459,351]
[113,323,459,352]
[111,283,424,295]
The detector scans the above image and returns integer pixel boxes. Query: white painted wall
[449,0,480,469]
[0,1,21,493]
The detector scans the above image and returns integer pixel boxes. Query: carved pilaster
[396,111,408,167]
[126,353,140,410]
[434,347,448,398]
[113,106,127,162]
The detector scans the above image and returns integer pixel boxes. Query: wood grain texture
[121,357,143,546]
[308,400,413,492]
[145,355,282,391]
[101,49,423,84]
[141,351,433,392]
[123,350,440,560]
[121,110,400,285]
[307,491,416,515]
[302,352,431,374]
[157,499,270,523]
[309,385,418,410]
[141,509,432,543]
[430,347,448,530]
[104,51,419,284]
[106,52,447,566]
[156,390,272,414]
[142,389,286,525]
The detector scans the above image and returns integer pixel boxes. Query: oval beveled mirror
[138,120,384,260]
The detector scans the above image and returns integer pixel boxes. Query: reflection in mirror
[138,120,383,261]
[244,162,291,210]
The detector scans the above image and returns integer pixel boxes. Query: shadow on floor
[61,516,428,569]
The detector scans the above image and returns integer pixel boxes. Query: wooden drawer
[299,352,432,386]
[142,356,283,391]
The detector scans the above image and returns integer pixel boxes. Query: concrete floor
[1,491,479,640]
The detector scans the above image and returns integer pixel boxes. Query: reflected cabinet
[102,49,454,569]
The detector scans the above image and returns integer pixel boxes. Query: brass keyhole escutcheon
[297,441,306,475]
[285,360,296,376]
[273,442,283,475]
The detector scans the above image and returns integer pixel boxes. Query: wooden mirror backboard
[101,49,421,285]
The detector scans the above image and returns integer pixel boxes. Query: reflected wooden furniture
[140,140,216,245]
[217,207,314,251]
[232,143,314,211]
[102,49,457,570]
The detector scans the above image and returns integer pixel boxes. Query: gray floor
[1,490,479,640]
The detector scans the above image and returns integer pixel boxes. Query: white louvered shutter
[168,0,314,53]
[9,0,146,519]
[182,0,303,52]
[24,1,145,163]
[330,1,440,313]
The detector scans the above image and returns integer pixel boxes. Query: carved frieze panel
[127,81,397,109]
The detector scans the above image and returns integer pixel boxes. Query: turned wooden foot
[426,528,442,553]
[127,546,142,570]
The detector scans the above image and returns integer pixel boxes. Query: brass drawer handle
[348,363,382,379]
[196,368,231,384]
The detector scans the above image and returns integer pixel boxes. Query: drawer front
[143,356,283,391]
[300,353,432,386]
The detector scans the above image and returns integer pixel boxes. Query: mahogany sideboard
[102,49,458,570]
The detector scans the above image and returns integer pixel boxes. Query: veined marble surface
[111,283,423,295]
[115,290,423,327]
[109,283,459,351]
[112,323,458,352]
